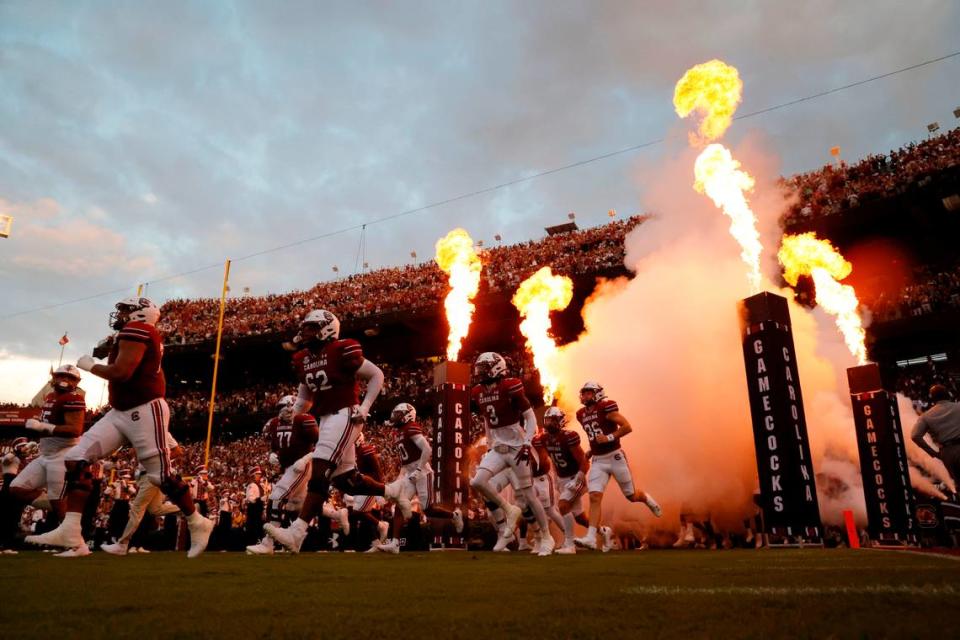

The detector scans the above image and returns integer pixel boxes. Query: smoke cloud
[553,136,866,531]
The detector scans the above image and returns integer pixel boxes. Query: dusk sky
[2,1,958,403]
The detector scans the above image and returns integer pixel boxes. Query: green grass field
[1,549,957,639]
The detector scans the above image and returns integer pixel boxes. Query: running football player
[377,403,463,553]
[573,381,661,550]
[469,352,555,556]
[535,406,592,554]
[265,310,404,553]
[26,298,214,558]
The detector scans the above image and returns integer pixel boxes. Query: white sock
[291,518,309,533]
[587,525,597,538]
[186,511,205,525]
[563,513,575,542]
[60,512,82,533]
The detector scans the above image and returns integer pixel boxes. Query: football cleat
[600,526,614,552]
[265,523,306,554]
[573,533,598,550]
[493,529,515,552]
[25,519,84,549]
[101,541,129,556]
[246,537,275,555]
[452,509,464,534]
[502,504,522,534]
[54,542,91,558]
[1,549,19,555]
[378,539,400,554]
[555,542,576,555]
[537,534,556,557]
[187,515,214,559]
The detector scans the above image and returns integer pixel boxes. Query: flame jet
[511,267,574,404]
[778,232,868,364]
[435,228,483,362]
[674,60,762,293]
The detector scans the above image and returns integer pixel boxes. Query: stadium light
[494,234,501,243]
[567,212,576,220]
[608,209,616,218]
[332,265,339,273]
[953,107,960,119]
[927,122,940,134]
[0,214,12,238]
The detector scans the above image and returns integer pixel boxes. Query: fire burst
[675,60,762,294]
[673,59,743,146]
[435,228,482,362]
[778,232,868,364]
[693,144,763,293]
[511,267,573,405]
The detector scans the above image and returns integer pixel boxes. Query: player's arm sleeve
[521,408,537,445]
[302,416,319,442]
[293,383,314,415]
[356,359,384,415]
[411,433,432,469]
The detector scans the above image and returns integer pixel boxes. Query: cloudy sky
[1,1,958,403]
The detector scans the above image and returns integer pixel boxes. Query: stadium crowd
[156,216,645,345]
[867,262,960,322]
[780,126,960,226]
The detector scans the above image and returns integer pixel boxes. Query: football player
[377,403,463,553]
[526,426,566,552]
[469,352,555,556]
[8,366,85,532]
[247,396,349,554]
[573,381,661,550]
[26,298,214,558]
[266,310,404,553]
[101,435,181,556]
[346,429,391,551]
[535,406,592,554]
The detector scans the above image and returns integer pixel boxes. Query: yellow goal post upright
[204,260,231,468]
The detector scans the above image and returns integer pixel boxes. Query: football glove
[514,444,532,465]
[268,452,280,467]
[77,355,96,372]
[25,419,55,434]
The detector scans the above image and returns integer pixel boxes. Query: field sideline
[1,549,957,639]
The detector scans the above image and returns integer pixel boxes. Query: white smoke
[553,136,865,531]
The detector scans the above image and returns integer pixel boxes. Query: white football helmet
[579,381,606,405]
[277,395,296,422]
[543,406,566,432]
[110,297,160,329]
[474,352,508,383]
[300,309,340,345]
[391,402,416,426]
[51,364,82,393]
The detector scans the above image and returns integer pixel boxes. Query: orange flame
[778,233,868,364]
[435,228,483,362]
[693,144,763,293]
[673,59,743,145]
[511,267,574,405]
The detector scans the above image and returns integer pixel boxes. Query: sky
[1,1,959,404]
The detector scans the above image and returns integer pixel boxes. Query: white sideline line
[621,585,958,596]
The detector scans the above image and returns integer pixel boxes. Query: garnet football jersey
[576,398,622,456]
[396,422,427,467]
[536,429,584,478]
[37,391,86,455]
[108,321,165,410]
[472,377,529,427]
[265,413,319,468]
[292,339,364,417]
